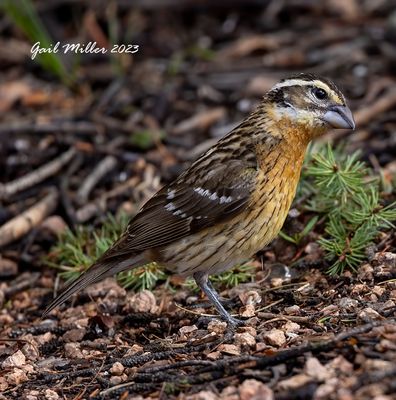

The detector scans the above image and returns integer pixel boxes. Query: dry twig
[0,147,76,200]
[75,176,140,222]
[76,155,118,205]
[172,107,226,135]
[0,189,59,247]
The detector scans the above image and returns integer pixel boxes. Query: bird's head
[265,73,355,139]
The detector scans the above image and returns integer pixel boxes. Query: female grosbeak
[45,73,355,327]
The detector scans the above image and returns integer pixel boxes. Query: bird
[44,73,355,327]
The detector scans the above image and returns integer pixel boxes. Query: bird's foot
[224,315,246,330]
[193,272,246,330]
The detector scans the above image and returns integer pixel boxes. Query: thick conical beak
[322,105,355,129]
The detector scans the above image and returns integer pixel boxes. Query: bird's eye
[313,87,328,100]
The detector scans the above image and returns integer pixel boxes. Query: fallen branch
[76,155,118,205]
[0,189,59,247]
[0,147,76,200]
[75,176,140,222]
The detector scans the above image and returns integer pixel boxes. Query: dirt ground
[0,1,396,399]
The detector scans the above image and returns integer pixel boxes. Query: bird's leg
[193,271,244,328]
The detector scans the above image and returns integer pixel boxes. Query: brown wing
[101,158,258,260]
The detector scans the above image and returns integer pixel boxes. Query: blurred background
[1,1,396,398]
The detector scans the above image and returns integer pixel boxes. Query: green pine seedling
[279,215,318,245]
[184,262,256,292]
[299,143,396,275]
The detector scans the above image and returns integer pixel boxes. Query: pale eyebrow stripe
[272,79,316,90]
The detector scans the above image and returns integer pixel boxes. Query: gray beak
[322,105,355,129]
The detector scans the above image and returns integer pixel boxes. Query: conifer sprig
[301,144,396,274]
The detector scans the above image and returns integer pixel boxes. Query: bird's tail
[43,253,145,317]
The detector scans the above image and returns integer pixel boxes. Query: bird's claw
[225,316,246,329]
